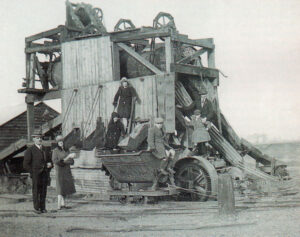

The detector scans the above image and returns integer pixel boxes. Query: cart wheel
[133,195,145,204]
[118,196,128,204]
[175,160,211,201]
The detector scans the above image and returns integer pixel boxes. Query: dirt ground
[0,188,299,237]
[0,165,299,237]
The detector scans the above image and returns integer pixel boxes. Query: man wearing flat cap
[147,117,175,190]
[23,132,53,214]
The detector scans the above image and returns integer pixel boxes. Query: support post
[165,37,174,73]
[26,102,35,141]
[207,40,222,134]
[112,43,120,81]
[218,174,235,215]
[25,42,31,89]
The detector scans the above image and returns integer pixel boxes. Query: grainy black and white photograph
[0,0,299,236]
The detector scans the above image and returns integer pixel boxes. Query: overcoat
[147,126,170,159]
[199,99,215,122]
[113,86,135,118]
[105,120,125,149]
[186,115,211,144]
[52,148,76,196]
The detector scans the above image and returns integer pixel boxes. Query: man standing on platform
[113,77,137,132]
[23,132,53,214]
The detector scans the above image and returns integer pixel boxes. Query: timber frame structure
[19,12,221,141]
[17,2,290,196]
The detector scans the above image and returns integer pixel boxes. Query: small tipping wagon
[96,149,219,204]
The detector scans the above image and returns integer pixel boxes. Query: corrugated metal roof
[0,102,59,152]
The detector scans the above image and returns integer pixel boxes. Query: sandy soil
[0,186,300,237]
[1,163,299,237]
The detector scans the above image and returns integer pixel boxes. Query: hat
[111,112,119,119]
[194,109,201,115]
[120,77,128,83]
[55,135,64,142]
[154,117,164,123]
[199,88,208,95]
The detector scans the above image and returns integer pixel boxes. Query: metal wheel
[117,196,128,204]
[93,8,103,22]
[175,160,211,201]
[153,12,176,30]
[114,19,136,32]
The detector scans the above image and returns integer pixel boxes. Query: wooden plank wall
[62,76,159,137]
[61,36,113,89]
[130,76,158,122]
[156,73,175,133]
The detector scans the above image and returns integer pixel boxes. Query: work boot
[151,176,159,191]
[33,209,41,214]
[159,168,169,176]
[169,175,176,186]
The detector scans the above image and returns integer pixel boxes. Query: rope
[82,85,102,138]
[61,88,78,127]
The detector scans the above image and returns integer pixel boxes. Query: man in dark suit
[23,132,53,214]
[147,117,175,190]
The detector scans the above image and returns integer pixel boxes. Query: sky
[0,0,299,142]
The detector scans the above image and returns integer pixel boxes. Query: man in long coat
[199,92,215,125]
[23,132,53,214]
[105,112,125,149]
[113,77,136,131]
[185,109,211,155]
[147,117,175,190]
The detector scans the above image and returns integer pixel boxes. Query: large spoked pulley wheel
[93,8,103,22]
[114,19,136,32]
[175,160,211,201]
[153,12,176,29]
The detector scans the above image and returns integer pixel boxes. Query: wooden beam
[41,115,62,134]
[177,48,207,64]
[25,44,61,53]
[112,43,120,81]
[165,37,174,73]
[207,42,222,133]
[34,55,48,90]
[26,102,34,141]
[218,174,235,215]
[117,43,163,75]
[240,138,285,166]
[172,35,214,49]
[112,29,170,42]
[24,90,61,102]
[25,26,63,43]
[28,54,35,88]
[171,63,219,78]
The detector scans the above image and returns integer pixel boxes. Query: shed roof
[0,102,59,152]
